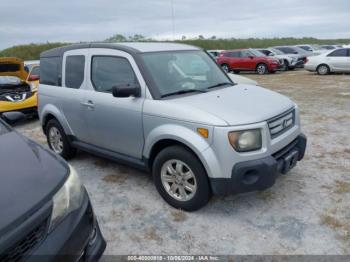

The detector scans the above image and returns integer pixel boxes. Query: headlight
[49,165,84,232]
[228,129,262,152]
[29,82,38,92]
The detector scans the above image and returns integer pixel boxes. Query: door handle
[81,100,95,108]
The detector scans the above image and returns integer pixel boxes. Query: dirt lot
[16,70,350,255]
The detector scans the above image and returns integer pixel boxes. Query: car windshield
[141,50,233,98]
[270,48,284,55]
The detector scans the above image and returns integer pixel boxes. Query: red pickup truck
[216,49,283,74]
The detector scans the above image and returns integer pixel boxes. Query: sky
[1,0,350,50]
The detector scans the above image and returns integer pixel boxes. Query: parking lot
[15,70,350,255]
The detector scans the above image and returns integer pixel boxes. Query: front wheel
[282,60,289,71]
[256,63,268,75]
[152,146,211,211]
[46,119,77,159]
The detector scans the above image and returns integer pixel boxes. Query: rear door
[326,49,349,71]
[60,49,90,142]
[228,51,242,70]
[83,48,145,159]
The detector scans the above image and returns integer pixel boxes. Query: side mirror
[112,84,141,98]
[1,112,26,125]
[249,56,254,59]
[28,75,40,81]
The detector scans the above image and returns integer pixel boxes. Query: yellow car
[0,57,38,115]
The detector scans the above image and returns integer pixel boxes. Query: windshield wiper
[206,82,234,90]
[161,89,207,98]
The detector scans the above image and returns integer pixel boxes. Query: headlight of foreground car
[49,165,84,232]
[30,82,38,92]
[228,129,262,152]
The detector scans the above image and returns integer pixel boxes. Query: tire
[221,64,230,73]
[283,60,289,71]
[317,64,330,75]
[233,70,240,74]
[256,63,268,75]
[152,146,211,211]
[46,119,77,159]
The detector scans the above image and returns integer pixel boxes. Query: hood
[144,85,294,126]
[0,128,68,236]
[0,57,28,80]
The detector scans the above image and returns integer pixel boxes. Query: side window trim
[90,55,140,93]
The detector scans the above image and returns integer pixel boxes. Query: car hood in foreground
[0,130,68,236]
[144,84,295,126]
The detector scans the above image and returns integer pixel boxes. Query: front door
[327,49,349,71]
[240,50,256,70]
[83,49,145,159]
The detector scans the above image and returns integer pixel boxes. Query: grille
[268,108,295,138]
[0,220,47,262]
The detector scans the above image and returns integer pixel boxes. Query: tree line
[1,34,349,60]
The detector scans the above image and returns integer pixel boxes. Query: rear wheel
[317,64,330,75]
[152,146,211,211]
[256,63,268,75]
[46,119,76,159]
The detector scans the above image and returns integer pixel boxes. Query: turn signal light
[197,128,209,138]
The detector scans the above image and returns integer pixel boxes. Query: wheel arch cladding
[143,124,212,173]
[41,104,72,135]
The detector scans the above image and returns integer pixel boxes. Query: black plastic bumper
[28,190,106,262]
[210,133,307,196]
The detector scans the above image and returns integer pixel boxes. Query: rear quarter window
[40,57,61,86]
[65,55,85,89]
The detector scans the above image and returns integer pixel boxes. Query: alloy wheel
[160,159,197,202]
[49,127,64,154]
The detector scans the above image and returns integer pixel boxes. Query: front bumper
[29,190,106,261]
[0,92,37,115]
[210,133,307,195]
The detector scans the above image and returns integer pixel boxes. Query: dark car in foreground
[0,112,106,261]
[217,49,283,74]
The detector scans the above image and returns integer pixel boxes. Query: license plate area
[281,149,299,174]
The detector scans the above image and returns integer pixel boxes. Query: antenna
[171,0,175,40]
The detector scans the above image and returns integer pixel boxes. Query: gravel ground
[15,70,350,255]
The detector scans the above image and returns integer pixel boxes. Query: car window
[40,57,61,86]
[241,50,254,57]
[65,55,85,89]
[224,52,240,58]
[91,56,138,93]
[299,46,311,51]
[259,50,270,56]
[277,47,295,54]
[327,49,348,57]
[30,66,40,77]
